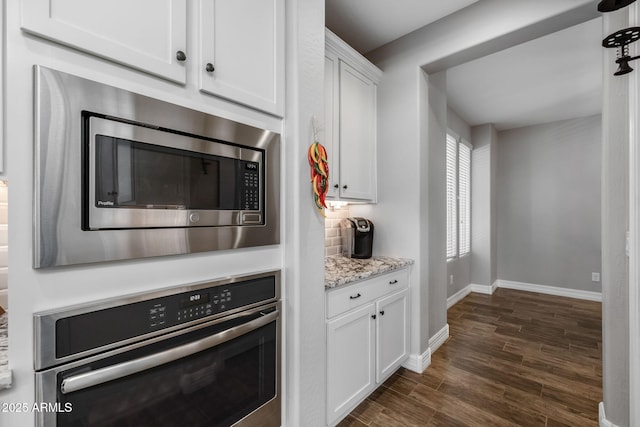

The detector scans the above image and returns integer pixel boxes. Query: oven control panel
[146,280,271,329]
[174,288,232,323]
[50,273,278,361]
[148,304,167,328]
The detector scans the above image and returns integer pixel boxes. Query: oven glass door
[54,308,279,427]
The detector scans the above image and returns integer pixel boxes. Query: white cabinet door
[324,52,340,198]
[21,0,187,83]
[199,0,284,116]
[326,303,376,426]
[338,61,376,201]
[376,289,410,382]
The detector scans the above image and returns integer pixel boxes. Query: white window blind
[446,134,458,259]
[458,143,471,256]
[446,133,472,260]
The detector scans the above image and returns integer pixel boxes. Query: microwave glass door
[85,115,263,230]
[95,136,248,210]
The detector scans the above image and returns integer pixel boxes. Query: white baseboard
[498,280,602,302]
[447,282,496,308]
[599,402,619,427]
[447,286,471,309]
[469,281,498,295]
[447,279,600,310]
[403,324,449,374]
[403,347,431,374]
[429,324,449,353]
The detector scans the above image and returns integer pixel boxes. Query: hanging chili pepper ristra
[308,141,329,216]
[308,119,329,217]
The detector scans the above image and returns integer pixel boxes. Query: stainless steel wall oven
[34,270,281,427]
[34,66,280,268]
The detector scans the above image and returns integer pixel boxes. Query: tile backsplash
[325,205,350,257]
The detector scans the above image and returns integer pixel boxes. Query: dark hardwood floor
[337,288,602,427]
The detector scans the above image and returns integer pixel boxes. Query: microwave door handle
[60,309,279,395]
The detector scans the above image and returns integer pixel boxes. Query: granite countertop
[325,255,414,289]
[0,311,9,389]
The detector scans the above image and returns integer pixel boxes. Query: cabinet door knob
[389,280,398,285]
[380,310,385,316]
[349,293,361,300]
[371,314,377,320]
[334,184,339,189]
[343,185,348,190]
[176,50,187,62]
[205,63,215,72]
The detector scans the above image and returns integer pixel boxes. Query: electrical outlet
[449,275,454,285]
[592,272,600,282]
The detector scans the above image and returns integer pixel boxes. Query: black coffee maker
[340,217,374,259]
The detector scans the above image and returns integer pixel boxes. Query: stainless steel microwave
[34,66,280,268]
[86,114,266,230]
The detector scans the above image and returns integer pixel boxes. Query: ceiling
[325,1,604,131]
[325,0,480,54]
[447,17,603,130]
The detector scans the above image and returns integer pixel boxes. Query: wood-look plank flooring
[338,288,602,427]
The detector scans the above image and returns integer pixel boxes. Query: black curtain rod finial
[598,0,637,12]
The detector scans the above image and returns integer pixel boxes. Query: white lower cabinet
[326,303,376,424]
[376,290,410,382]
[325,268,410,426]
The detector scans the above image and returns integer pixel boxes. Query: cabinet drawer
[326,268,408,319]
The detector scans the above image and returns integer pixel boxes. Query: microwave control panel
[241,161,260,211]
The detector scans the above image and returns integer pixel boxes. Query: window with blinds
[458,143,471,256]
[446,133,472,259]
[446,134,458,259]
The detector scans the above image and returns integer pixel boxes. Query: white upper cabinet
[338,61,376,201]
[324,51,340,198]
[198,0,284,116]
[21,0,285,116]
[21,0,188,84]
[325,29,382,203]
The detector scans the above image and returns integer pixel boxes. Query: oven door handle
[60,308,279,394]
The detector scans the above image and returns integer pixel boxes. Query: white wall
[496,116,602,292]
[283,0,326,425]
[425,72,448,339]
[447,107,471,142]
[0,184,7,310]
[630,7,640,426]
[601,7,631,427]
[470,124,498,290]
